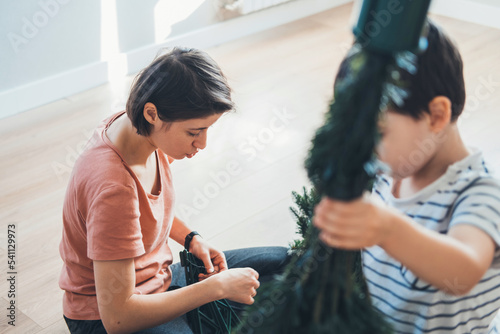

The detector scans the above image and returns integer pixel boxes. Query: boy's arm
[313,194,496,295]
[376,213,494,294]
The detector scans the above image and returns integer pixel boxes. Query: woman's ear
[427,96,452,132]
[143,102,159,125]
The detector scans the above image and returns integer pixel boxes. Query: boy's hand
[313,192,395,249]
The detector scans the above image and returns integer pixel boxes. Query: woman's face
[148,113,222,160]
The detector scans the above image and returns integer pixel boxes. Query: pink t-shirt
[59,112,175,320]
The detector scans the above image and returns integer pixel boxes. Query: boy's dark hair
[336,20,466,121]
[126,47,234,136]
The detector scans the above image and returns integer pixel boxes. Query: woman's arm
[169,216,228,275]
[313,195,496,295]
[169,216,192,246]
[94,258,259,334]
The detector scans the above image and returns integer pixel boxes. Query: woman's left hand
[189,236,228,280]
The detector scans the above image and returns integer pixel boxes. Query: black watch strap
[184,231,201,251]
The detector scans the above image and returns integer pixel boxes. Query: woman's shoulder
[71,135,137,193]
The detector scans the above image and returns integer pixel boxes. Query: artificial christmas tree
[236,0,432,333]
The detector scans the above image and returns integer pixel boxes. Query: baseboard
[429,0,500,29]
[0,61,108,119]
[126,0,353,74]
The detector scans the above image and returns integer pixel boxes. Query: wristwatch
[184,231,201,251]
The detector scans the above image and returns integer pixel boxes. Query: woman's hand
[187,235,260,303]
[206,268,260,304]
[313,192,395,249]
[188,236,228,279]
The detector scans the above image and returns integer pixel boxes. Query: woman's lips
[186,151,198,158]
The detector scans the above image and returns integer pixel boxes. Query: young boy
[313,21,500,333]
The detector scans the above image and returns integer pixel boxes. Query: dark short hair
[126,47,235,136]
[336,20,466,121]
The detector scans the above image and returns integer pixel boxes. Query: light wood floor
[1,4,500,333]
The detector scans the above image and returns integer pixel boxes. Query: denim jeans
[64,246,289,334]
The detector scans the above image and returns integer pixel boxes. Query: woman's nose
[194,131,207,150]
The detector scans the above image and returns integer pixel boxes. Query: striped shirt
[364,150,500,333]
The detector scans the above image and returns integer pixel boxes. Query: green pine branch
[288,187,320,254]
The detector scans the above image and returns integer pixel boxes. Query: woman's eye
[188,132,200,137]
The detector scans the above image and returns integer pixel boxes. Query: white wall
[113,0,222,53]
[1,0,498,119]
[0,0,223,89]
[475,0,500,7]
[430,0,500,30]
[0,0,227,119]
[0,0,351,119]
[0,0,101,91]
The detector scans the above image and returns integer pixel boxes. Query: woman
[59,47,288,334]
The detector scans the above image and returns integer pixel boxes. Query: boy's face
[376,110,439,179]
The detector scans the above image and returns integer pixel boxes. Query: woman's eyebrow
[188,127,207,131]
